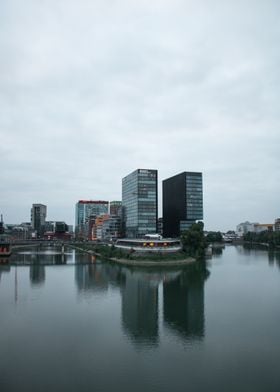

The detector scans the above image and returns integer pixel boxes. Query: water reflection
[75,264,109,292]
[0,264,11,281]
[267,250,280,268]
[121,268,159,346]
[212,246,224,257]
[74,261,209,347]
[10,246,70,265]
[4,247,210,348]
[236,244,280,268]
[30,264,45,286]
[163,264,208,340]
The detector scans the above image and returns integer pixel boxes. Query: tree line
[181,222,223,258]
[243,231,280,247]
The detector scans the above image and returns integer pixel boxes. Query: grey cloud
[1,0,279,230]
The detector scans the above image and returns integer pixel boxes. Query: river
[0,245,280,392]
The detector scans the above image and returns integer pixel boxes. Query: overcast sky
[1,0,279,231]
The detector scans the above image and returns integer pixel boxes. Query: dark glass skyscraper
[163,172,203,237]
[31,204,47,237]
[122,169,158,238]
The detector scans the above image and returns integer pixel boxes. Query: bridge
[9,239,75,254]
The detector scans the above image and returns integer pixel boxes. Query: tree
[181,222,207,258]
[206,231,223,243]
[243,230,280,248]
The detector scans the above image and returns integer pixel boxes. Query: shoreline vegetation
[243,231,280,249]
[72,222,208,267]
[70,243,196,266]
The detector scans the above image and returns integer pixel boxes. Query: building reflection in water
[236,244,280,269]
[268,250,280,268]
[8,246,210,347]
[12,248,69,265]
[121,269,159,347]
[0,264,11,282]
[163,264,209,340]
[30,264,45,286]
[75,264,109,293]
[74,260,209,347]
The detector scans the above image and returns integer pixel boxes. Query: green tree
[181,222,207,258]
[206,231,223,243]
[244,230,280,248]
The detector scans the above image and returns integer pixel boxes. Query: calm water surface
[0,245,280,392]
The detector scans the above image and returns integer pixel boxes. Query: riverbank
[107,256,196,266]
[70,245,196,266]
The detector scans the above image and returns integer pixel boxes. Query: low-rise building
[274,218,280,231]
[236,221,274,236]
[114,238,182,254]
[236,222,258,236]
[253,223,274,233]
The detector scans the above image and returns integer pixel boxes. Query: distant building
[163,172,203,237]
[236,221,258,236]
[75,200,109,239]
[44,221,56,232]
[55,221,69,233]
[102,215,122,240]
[110,201,122,217]
[254,223,274,233]
[122,169,158,238]
[31,204,47,237]
[92,215,109,240]
[0,214,5,235]
[43,221,72,241]
[11,225,29,240]
[275,218,280,232]
[44,221,69,233]
[236,221,274,236]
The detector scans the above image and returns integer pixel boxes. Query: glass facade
[31,204,47,236]
[102,216,121,240]
[75,200,109,238]
[122,169,158,238]
[109,201,122,217]
[163,172,203,237]
[185,173,203,220]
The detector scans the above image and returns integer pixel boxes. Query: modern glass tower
[163,172,203,237]
[31,204,47,236]
[122,169,158,238]
[75,200,109,238]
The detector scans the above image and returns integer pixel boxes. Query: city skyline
[1,0,279,231]
[0,163,279,232]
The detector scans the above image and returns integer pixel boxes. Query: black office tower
[163,172,203,237]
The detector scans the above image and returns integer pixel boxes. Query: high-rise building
[102,215,122,240]
[31,204,47,237]
[122,169,158,238]
[0,214,4,235]
[109,201,122,217]
[163,172,203,237]
[75,200,109,239]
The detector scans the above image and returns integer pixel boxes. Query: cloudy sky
[1,0,279,231]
